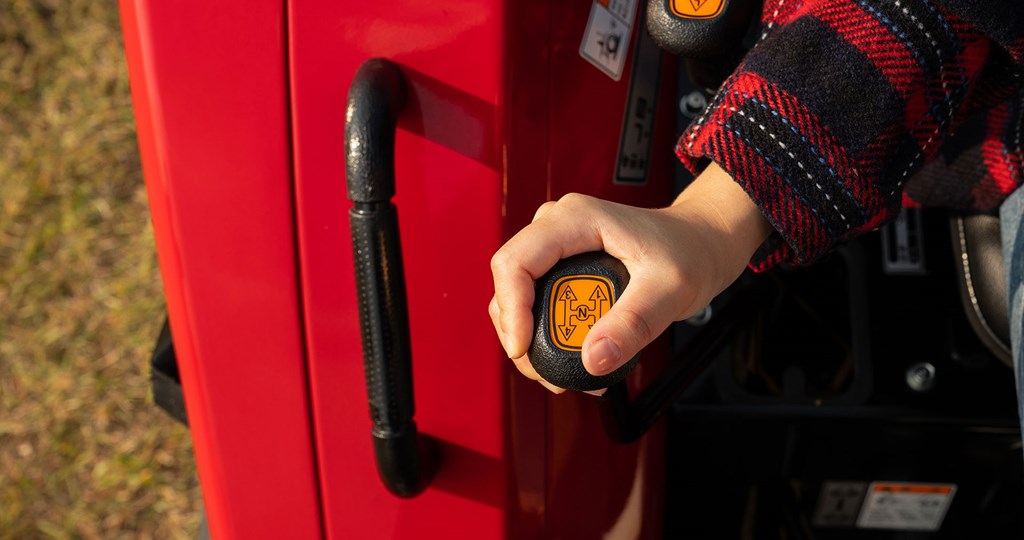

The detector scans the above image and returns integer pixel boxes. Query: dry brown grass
[0,0,201,537]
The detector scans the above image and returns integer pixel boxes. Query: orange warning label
[858,482,956,531]
[548,275,615,351]
[671,0,725,19]
[870,483,954,495]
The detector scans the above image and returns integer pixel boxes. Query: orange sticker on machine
[671,0,725,19]
[870,483,954,495]
[548,275,615,351]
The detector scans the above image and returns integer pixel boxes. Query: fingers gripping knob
[529,252,639,391]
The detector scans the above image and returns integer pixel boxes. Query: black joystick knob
[646,0,759,59]
[528,252,639,392]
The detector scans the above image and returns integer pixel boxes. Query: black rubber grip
[646,0,759,58]
[346,58,435,498]
[346,59,404,203]
[528,252,640,391]
[350,204,415,426]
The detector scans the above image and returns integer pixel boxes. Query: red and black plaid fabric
[676,0,1024,270]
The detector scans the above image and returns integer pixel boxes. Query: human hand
[489,163,771,393]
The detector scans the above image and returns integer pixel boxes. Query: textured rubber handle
[528,252,639,391]
[646,0,758,58]
[350,205,414,427]
[346,58,435,498]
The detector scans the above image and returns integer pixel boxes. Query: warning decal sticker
[812,481,868,528]
[856,482,957,531]
[579,0,638,81]
[614,12,661,185]
[548,275,615,351]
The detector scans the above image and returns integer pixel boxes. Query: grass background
[0,0,201,537]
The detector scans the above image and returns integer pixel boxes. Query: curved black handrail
[345,58,437,497]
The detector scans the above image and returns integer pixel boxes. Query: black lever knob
[528,252,639,391]
[646,0,759,58]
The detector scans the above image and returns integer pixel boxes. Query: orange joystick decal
[671,0,725,19]
[548,275,616,351]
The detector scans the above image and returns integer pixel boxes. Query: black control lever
[647,0,761,89]
[529,252,639,392]
[530,251,767,442]
[646,0,759,58]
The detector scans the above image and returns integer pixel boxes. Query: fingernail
[538,380,565,394]
[584,388,607,397]
[586,338,621,375]
[503,332,514,358]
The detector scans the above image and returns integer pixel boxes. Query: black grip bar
[345,58,437,498]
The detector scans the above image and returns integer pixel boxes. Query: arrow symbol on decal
[589,286,608,319]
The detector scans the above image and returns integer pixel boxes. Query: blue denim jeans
[1001,187,1024,424]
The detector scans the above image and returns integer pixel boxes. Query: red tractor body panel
[119,1,323,537]
[122,1,679,537]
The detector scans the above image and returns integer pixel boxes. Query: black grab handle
[345,58,437,498]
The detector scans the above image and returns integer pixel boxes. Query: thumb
[580,274,687,376]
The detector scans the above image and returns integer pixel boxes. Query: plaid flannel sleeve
[676,0,1023,270]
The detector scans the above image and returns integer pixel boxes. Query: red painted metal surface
[125,0,680,535]
[288,1,507,537]
[290,0,678,537]
[119,1,323,538]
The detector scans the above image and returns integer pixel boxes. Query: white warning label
[813,481,867,527]
[614,15,661,185]
[857,482,957,531]
[579,0,638,81]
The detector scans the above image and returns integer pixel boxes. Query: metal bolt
[686,305,713,326]
[679,91,707,119]
[905,362,937,392]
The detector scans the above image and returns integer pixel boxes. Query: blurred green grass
[0,0,201,537]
